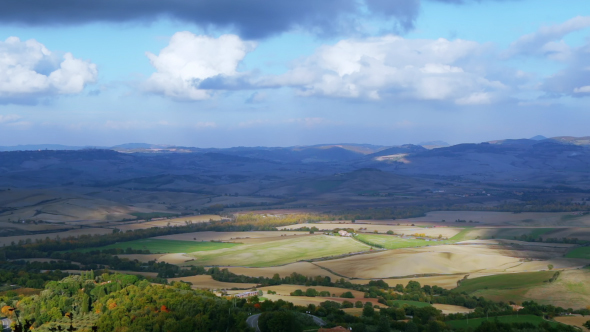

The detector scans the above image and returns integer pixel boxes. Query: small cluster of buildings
[338,230,352,237]
[233,291,258,298]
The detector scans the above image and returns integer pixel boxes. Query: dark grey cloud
[364,0,420,31]
[0,0,356,39]
[0,0,517,39]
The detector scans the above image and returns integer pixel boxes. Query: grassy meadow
[565,246,590,259]
[446,315,564,329]
[354,233,432,249]
[454,271,555,294]
[76,239,239,254]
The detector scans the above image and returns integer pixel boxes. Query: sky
[0,0,589,148]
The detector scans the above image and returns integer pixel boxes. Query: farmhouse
[233,291,258,298]
[338,230,352,237]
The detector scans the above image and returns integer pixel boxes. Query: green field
[449,228,473,241]
[186,235,370,267]
[355,233,432,249]
[454,271,555,294]
[446,315,563,329]
[77,239,239,253]
[390,300,431,308]
[565,246,590,259]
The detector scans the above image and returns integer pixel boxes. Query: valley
[2,137,590,331]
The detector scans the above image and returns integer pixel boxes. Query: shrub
[340,291,354,298]
[290,289,304,296]
[305,288,318,297]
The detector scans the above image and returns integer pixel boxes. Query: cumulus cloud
[504,16,590,60]
[144,32,255,101]
[0,37,97,103]
[0,0,518,39]
[261,35,505,104]
[573,86,590,94]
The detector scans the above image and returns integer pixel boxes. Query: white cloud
[0,37,97,99]
[573,86,590,94]
[144,32,256,101]
[504,16,590,60]
[262,35,504,103]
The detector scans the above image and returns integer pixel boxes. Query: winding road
[1,317,11,332]
[246,313,325,331]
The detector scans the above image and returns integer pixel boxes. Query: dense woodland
[1,272,585,332]
[1,212,590,331]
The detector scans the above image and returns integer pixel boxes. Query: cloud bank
[263,36,505,104]
[0,37,97,103]
[0,0,516,39]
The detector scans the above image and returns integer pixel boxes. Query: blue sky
[0,0,589,147]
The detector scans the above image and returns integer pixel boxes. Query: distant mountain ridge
[2,135,590,190]
[0,144,95,151]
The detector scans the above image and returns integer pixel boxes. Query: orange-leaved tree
[1,305,14,316]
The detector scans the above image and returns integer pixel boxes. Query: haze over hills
[2,136,590,188]
[1,135,590,223]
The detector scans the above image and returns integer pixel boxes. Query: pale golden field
[503,258,589,273]
[257,284,365,298]
[260,294,383,307]
[154,231,309,242]
[349,275,467,289]
[227,262,344,280]
[432,304,474,314]
[113,214,222,231]
[168,275,257,290]
[520,269,590,308]
[554,315,590,331]
[342,308,364,317]
[316,245,530,278]
[278,223,462,238]
[0,227,112,246]
[393,211,590,227]
[466,269,590,309]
